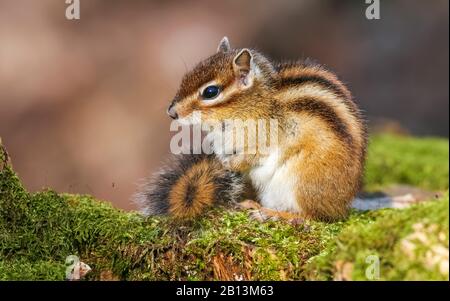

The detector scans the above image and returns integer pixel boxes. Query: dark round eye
[202,85,220,100]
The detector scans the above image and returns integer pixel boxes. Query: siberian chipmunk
[135,37,369,222]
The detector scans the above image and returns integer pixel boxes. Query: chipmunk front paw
[237,199,262,210]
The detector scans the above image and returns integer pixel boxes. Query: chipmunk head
[167,37,276,125]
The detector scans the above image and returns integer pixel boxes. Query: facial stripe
[175,51,237,101]
[174,78,241,115]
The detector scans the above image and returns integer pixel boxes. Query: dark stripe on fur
[280,76,348,100]
[287,98,353,146]
[184,181,197,206]
[276,61,360,116]
[279,75,361,119]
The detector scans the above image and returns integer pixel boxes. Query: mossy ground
[0,134,448,280]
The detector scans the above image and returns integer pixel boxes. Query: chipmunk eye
[201,85,220,100]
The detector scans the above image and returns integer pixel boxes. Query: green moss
[306,193,449,280]
[364,134,449,191]
[0,134,448,280]
[0,259,66,280]
[182,210,345,280]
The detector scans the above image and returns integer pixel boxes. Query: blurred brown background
[0,0,448,210]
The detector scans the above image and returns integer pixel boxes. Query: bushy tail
[134,154,245,219]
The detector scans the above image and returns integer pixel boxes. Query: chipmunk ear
[217,36,231,53]
[233,48,254,89]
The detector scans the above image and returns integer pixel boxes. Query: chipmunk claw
[249,209,272,222]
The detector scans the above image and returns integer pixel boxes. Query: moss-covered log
[0,135,448,280]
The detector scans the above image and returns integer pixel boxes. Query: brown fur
[168,159,217,218]
[135,153,245,219]
[164,38,367,221]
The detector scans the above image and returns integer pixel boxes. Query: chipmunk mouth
[175,111,203,126]
[167,103,178,119]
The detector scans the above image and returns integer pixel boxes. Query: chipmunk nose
[167,103,178,119]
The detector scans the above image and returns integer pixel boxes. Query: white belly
[249,150,300,212]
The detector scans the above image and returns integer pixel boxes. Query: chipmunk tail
[134,154,245,219]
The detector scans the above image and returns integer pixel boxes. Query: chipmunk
[135,37,416,222]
